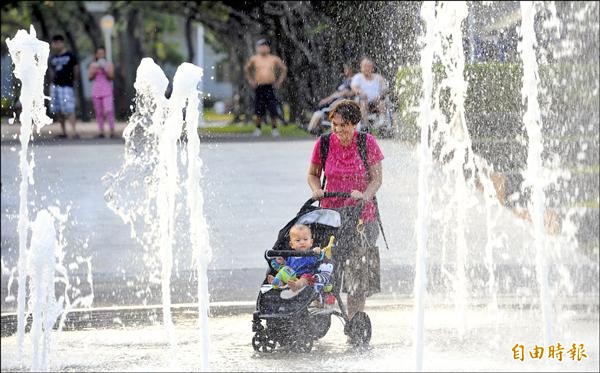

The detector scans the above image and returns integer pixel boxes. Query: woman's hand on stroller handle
[304,191,365,210]
[311,191,352,200]
[311,188,325,200]
[350,190,371,201]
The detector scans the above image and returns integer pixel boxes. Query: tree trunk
[76,2,103,51]
[185,16,194,63]
[114,8,144,120]
[30,4,49,41]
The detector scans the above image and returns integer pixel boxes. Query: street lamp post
[195,24,204,128]
[100,15,115,62]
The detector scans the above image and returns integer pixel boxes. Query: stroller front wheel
[252,331,276,353]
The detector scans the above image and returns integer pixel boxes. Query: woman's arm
[105,62,115,80]
[307,163,325,198]
[318,92,338,107]
[244,57,256,88]
[364,162,383,200]
[352,161,383,201]
[373,76,389,102]
[351,82,365,100]
[88,62,97,81]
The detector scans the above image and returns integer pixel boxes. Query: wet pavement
[0,128,598,371]
[1,135,598,309]
[1,305,598,371]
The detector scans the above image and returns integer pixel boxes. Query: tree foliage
[2,1,421,121]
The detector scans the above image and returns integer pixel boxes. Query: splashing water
[4,26,96,372]
[103,58,211,369]
[412,2,435,371]
[5,25,53,363]
[411,0,600,371]
[27,210,63,372]
[179,66,212,371]
[519,0,553,347]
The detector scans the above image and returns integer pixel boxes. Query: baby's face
[289,229,313,251]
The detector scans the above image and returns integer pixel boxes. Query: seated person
[267,224,333,293]
[307,63,356,133]
[351,57,389,126]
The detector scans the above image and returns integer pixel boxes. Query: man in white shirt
[351,57,389,127]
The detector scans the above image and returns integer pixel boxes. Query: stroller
[251,192,372,353]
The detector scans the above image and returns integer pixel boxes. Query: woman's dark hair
[51,34,64,42]
[97,45,105,51]
[328,99,361,125]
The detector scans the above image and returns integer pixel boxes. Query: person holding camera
[88,46,115,138]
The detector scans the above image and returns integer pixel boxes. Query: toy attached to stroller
[252,192,372,353]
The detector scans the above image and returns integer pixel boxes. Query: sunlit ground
[1,305,597,372]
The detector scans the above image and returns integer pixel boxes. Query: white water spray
[5,26,53,363]
[413,2,435,371]
[430,1,472,340]
[104,58,210,368]
[519,1,553,346]
[28,210,63,372]
[180,66,212,371]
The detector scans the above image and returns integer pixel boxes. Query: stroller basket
[258,287,315,318]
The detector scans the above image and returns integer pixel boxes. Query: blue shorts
[50,84,76,115]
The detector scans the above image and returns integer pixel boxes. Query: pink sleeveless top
[91,64,113,98]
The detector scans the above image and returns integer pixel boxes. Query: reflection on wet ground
[2,306,598,371]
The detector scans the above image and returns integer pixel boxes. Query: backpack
[319,132,390,250]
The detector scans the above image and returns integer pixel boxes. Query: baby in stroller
[252,193,372,353]
[267,224,333,295]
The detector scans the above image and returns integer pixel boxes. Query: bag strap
[318,133,331,207]
[357,133,390,250]
[321,132,390,250]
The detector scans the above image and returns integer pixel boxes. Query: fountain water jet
[412,2,435,371]
[103,58,211,369]
[413,3,476,367]
[5,25,53,364]
[411,1,599,371]
[519,1,553,346]
[27,210,63,372]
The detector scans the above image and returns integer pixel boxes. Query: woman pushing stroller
[251,99,385,352]
[307,99,385,320]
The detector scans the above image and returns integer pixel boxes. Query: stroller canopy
[271,207,343,252]
[297,209,341,228]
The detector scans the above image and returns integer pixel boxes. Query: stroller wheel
[293,338,313,353]
[252,332,276,353]
[346,311,372,347]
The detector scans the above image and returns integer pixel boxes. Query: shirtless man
[244,39,288,137]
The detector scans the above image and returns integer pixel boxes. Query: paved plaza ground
[2,122,565,306]
[1,121,598,371]
[1,305,598,371]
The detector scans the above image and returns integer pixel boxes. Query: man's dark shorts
[255,84,280,118]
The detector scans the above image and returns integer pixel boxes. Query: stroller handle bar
[305,191,356,204]
[303,192,365,210]
[318,192,352,200]
[265,250,320,259]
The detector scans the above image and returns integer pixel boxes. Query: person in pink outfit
[88,46,116,138]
